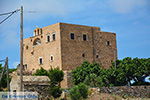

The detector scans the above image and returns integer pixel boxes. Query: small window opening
[82,53,85,57]
[106,41,110,46]
[37,29,39,35]
[31,51,34,55]
[26,45,29,50]
[83,34,87,41]
[70,33,75,40]
[47,35,50,42]
[39,58,43,64]
[52,34,56,41]
[96,55,99,58]
[40,29,42,34]
[50,56,54,62]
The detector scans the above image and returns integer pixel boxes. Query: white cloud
[107,0,147,14]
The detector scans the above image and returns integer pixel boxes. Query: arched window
[39,57,43,64]
[50,55,54,62]
[52,33,56,41]
[33,38,41,46]
[40,29,43,34]
[37,29,39,35]
[47,35,50,42]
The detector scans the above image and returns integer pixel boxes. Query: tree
[0,64,16,91]
[34,68,64,99]
[48,68,64,98]
[33,67,48,76]
[111,57,150,86]
[72,61,101,86]
[71,58,150,87]
[48,68,64,85]
[0,64,7,89]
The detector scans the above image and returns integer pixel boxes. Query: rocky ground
[88,93,150,100]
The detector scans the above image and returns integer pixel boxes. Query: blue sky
[0,0,150,68]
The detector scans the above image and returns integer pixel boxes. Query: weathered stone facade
[23,22,117,88]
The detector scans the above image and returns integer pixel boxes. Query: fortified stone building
[23,23,117,87]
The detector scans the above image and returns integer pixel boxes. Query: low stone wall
[24,84,51,100]
[24,83,150,99]
[100,86,150,98]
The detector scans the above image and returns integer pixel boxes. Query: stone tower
[23,22,117,88]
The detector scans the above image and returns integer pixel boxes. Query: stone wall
[100,86,150,98]
[24,84,51,100]
[23,23,62,73]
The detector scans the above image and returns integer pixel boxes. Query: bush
[78,83,88,98]
[33,67,48,76]
[48,68,64,85]
[69,85,81,100]
[49,86,62,98]
[69,83,88,100]
[34,68,64,98]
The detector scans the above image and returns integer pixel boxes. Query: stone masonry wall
[24,84,51,100]
[23,23,62,73]
[100,86,150,98]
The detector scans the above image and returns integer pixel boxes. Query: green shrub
[78,83,88,98]
[49,86,62,98]
[69,83,88,100]
[33,67,48,76]
[69,85,81,100]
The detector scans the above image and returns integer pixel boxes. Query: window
[52,33,56,41]
[37,29,39,35]
[25,45,29,50]
[40,29,43,34]
[70,33,75,40]
[82,53,85,57]
[39,57,43,64]
[31,51,34,55]
[47,35,50,42]
[83,34,87,41]
[96,55,99,58]
[33,38,41,46]
[106,41,110,46]
[50,56,54,62]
